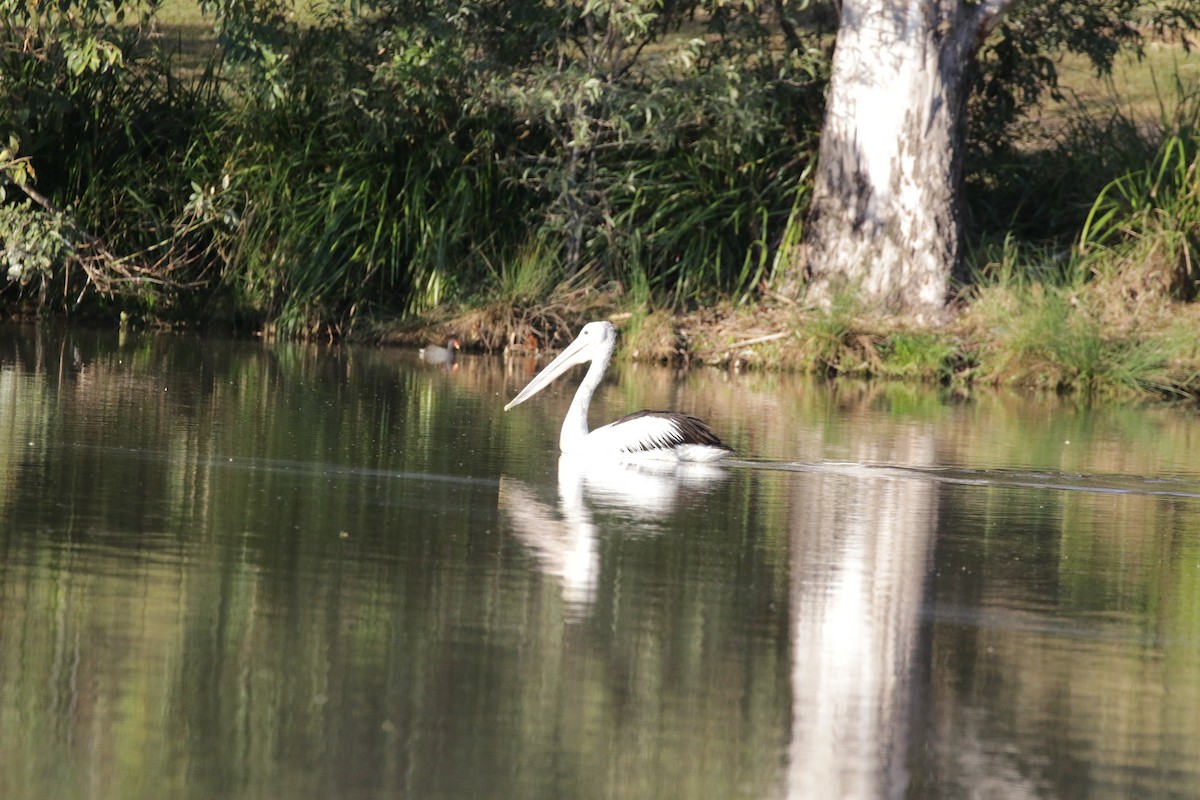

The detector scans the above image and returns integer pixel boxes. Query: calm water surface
[2,326,1200,800]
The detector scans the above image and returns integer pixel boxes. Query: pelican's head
[504,321,617,411]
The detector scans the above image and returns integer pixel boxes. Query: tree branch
[9,179,189,295]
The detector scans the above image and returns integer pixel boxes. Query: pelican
[504,321,731,462]
[419,337,460,365]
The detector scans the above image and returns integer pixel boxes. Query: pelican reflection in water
[499,455,728,616]
[504,321,731,462]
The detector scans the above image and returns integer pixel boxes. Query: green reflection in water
[0,326,1199,800]
[0,327,790,800]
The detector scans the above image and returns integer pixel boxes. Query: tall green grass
[601,148,811,306]
[1079,132,1200,299]
[223,136,522,335]
[970,284,1187,397]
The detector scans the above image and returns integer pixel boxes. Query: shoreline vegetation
[3,2,1200,400]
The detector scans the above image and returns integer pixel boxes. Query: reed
[602,145,811,306]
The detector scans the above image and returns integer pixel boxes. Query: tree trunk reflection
[787,430,937,799]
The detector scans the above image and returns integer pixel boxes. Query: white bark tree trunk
[785,0,1013,320]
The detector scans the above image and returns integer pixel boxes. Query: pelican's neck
[560,350,610,454]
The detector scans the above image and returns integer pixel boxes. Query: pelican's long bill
[504,330,596,411]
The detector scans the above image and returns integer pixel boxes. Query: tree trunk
[780,0,1013,320]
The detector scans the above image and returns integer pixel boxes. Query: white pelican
[504,320,732,462]
[419,337,460,365]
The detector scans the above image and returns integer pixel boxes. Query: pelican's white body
[505,321,731,463]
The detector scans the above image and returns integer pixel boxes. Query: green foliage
[788,307,958,383]
[0,0,140,151]
[793,290,862,374]
[4,0,1196,342]
[965,2,1200,271]
[877,332,957,381]
[198,0,293,103]
[193,126,524,334]
[0,0,227,310]
[966,234,1082,295]
[966,109,1153,246]
[967,64,1200,290]
[1079,132,1200,298]
[241,0,826,319]
[516,8,823,304]
[0,0,822,327]
[0,200,70,289]
[0,0,131,76]
[970,0,1200,153]
[0,135,35,194]
[1081,134,1197,246]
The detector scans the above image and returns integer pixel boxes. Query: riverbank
[4,4,1199,404]
[366,275,1200,401]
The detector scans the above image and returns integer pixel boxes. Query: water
[2,326,1200,800]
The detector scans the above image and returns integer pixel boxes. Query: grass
[138,0,236,82]
[1048,45,1200,127]
[485,238,563,308]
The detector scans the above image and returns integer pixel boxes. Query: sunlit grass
[1049,44,1200,126]
[876,332,959,381]
[140,0,326,76]
[957,277,1196,399]
[486,238,562,307]
[152,0,323,27]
